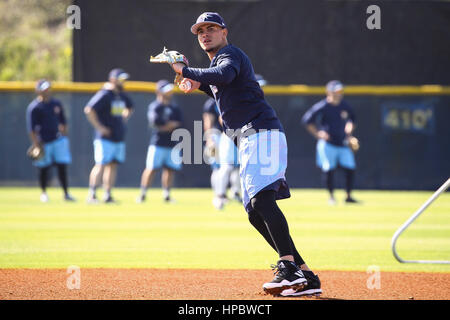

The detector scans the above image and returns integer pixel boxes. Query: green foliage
[0,0,72,81]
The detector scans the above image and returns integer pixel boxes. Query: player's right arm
[26,103,41,146]
[84,91,111,137]
[84,107,111,137]
[305,124,329,141]
[147,103,180,133]
[203,112,214,133]
[203,112,217,147]
[158,121,181,132]
[302,100,329,141]
[28,131,40,147]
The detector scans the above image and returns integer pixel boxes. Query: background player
[202,96,224,208]
[302,80,359,205]
[172,12,321,296]
[84,68,133,203]
[137,80,183,203]
[26,79,75,202]
[202,76,264,209]
[203,96,241,210]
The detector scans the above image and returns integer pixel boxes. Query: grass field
[0,187,449,273]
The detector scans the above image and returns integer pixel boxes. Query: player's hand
[58,124,68,136]
[206,137,216,149]
[317,130,329,141]
[99,126,111,137]
[179,78,200,93]
[171,62,185,74]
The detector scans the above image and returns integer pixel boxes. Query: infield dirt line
[0,269,449,300]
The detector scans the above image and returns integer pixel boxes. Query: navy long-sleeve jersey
[26,98,66,143]
[182,44,283,135]
[302,98,356,146]
[147,100,183,148]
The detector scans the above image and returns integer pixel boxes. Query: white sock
[230,168,241,195]
[210,169,219,190]
[215,164,233,197]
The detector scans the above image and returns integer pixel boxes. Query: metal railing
[391,177,450,264]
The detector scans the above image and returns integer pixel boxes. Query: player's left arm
[122,95,134,121]
[345,121,354,136]
[55,102,68,135]
[180,56,238,86]
[345,105,357,136]
[122,108,133,121]
[174,53,239,93]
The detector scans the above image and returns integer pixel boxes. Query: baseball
[179,80,192,92]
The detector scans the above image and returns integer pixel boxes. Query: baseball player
[169,12,321,297]
[203,97,241,210]
[137,80,183,203]
[84,68,134,203]
[302,80,359,205]
[26,79,75,202]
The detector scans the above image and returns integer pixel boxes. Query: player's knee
[247,210,259,225]
[250,190,276,212]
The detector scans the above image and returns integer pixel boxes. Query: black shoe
[64,194,76,202]
[164,196,175,203]
[103,196,117,204]
[262,260,307,296]
[345,197,359,204]
[233,192,242,203]
[280,270,322,297]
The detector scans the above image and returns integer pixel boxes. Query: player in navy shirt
[26,79,75,202]
[302,80,358,205]
[171,12,321,297]
[203,96,242,210]
[137,80,183,203]
[84,68,133,203]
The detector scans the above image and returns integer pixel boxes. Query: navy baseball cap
[35,79,51,92]
[109,68,130,81]
[326,80,344,92]
[156,79,174,94]
[191,12,227,34]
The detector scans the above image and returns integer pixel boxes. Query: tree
[0,0,72,81]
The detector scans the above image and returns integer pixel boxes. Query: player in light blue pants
[26,79,75,202]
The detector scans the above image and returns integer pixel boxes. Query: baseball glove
[149,47,189,85]
[204,144,217,159]
[347,136,360,152]
[27,144,44,160]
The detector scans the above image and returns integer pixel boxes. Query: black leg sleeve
[344,168,355,195]
[325,169,335,195]
[56,164,69,195]
[38,166,50,192]
[250,190,294,258]
[248,210,305,265]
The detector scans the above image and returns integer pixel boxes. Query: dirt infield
[0,269,449,300]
